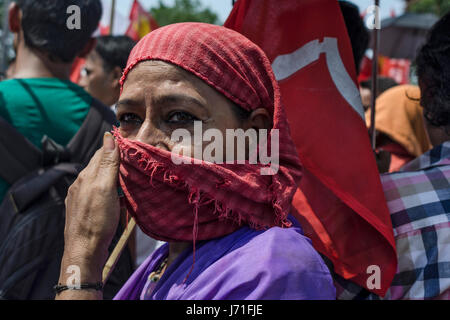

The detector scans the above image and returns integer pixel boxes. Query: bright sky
[115,0,233,23]
[113,0,407,24]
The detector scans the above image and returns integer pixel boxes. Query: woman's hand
[56,132,120,300]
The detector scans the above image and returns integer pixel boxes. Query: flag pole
[109,0,116,35]
[369,0,380,150]
[102,217,136,284]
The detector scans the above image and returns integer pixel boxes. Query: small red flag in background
[225,0,397,296]
[126,0,159,41]
[358,54,411,85]
[379,55,411,84]
[70,57,85,84]
[358,54,372,83]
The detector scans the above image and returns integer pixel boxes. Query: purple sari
[114,218,336,300]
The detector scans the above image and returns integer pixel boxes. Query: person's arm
[55,133,121,300]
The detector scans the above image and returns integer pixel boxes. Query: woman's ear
[245,108,272,131]
[9,2,21,33]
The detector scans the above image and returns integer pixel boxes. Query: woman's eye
[118,113,143,128]
[81,67,91,77]
[166,111,199,124]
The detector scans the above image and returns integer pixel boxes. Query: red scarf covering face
[117,22,302,243]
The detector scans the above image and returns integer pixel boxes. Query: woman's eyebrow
[115,98,144,113]
[154,94,207,111]
[116,98,141,108]
[115,95,207,115]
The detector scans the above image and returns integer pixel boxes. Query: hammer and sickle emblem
[271,37,364,120]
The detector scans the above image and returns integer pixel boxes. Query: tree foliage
[150,0,219,26]
[405,0,450,17]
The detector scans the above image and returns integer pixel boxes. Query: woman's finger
[97,132,120,190]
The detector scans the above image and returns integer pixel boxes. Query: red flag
[390,8,397,18]
[225,0,397,296]
[126,0,159,41]
[99,24,111,36]
[70,57,85,84]
[358,54,373,83]
[379,55,411,84]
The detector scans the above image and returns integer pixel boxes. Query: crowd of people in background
[0,0,449,300]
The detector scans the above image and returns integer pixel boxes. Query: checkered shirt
[334,141,450,300]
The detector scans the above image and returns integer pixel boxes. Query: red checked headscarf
[116,22,302,244]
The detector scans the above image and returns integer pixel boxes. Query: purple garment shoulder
[114,218,336,300]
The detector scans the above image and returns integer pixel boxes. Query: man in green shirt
[0,0,102,201]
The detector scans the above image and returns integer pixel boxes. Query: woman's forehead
[125,61,186,81]
[122,61,190,94]
[120,60,228,107]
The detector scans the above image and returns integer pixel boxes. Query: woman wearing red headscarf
[56,23,335,300]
